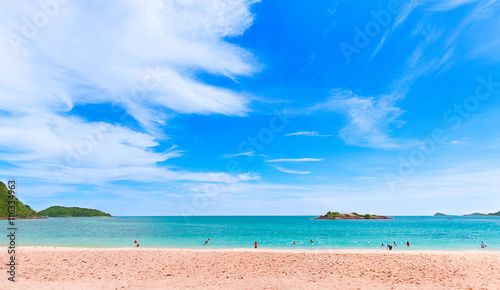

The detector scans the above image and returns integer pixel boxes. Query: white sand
[2,247,499,289]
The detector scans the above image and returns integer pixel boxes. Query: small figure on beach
[136,244,139,247]
[406,241,410,247]
[254,241,258,248]
[481,242,487,248]
[387,244,392,251]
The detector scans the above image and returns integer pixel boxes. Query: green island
[38,206,111,217]
[434,211,500,217]
[315,211,390,220]
[0,182,42,219]
[0,182,111,218]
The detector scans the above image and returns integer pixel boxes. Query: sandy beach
[2,247,500,289]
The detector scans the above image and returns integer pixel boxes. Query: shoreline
[19,246,500,254]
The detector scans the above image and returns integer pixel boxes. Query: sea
[14,216,500,250]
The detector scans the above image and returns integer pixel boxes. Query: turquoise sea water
[13,216,500,250]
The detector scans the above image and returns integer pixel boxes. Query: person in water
[254,241,258,248]
[310,240,314,244]
[406,241,410,247]
[387,244,392,251]
[393,242,397,246]
[481,242,487,248]
[381,243,384,246]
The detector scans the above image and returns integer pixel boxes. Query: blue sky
[1,0,500,215]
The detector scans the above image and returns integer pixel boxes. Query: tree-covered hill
[0,182,42,218]
[38,206,111,217]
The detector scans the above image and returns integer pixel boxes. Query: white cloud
[441,138,470,145]
[372,0,500,67]
[274,166,311,175]
[222,151,255,158]
[0,0,260,186]
[431,0,479,11]
[372,0,422,58]
[156,163,500,215]
[265,158,324,162]
[371,0,490,59]
[445,0,500,61]
[309,89,410,149]
[0,0,259,125]
[285,131,331,137]
[383,0,500,99]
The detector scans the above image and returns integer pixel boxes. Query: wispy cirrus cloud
[431,0,479,11]
[285,131,331,137]
[222,151,255,158]
[274,166,311,175]
[265,158,324,163]
[320,2,500,151]
[372,0,500,64]
[443,0,500,61]
[309,89,411,149]
[371,0,423,58]
[442,137,470,145]
[385,0,500,97]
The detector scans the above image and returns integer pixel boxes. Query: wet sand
[2,247,499,289]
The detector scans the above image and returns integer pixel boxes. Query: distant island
[316,211,390,220]
[38,206,112,217]
[0,182,111,219]
[434,211,500,217]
